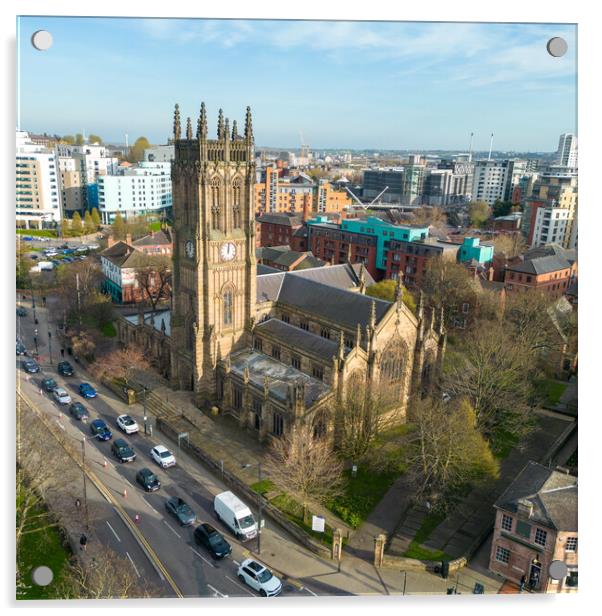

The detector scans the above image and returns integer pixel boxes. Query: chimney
[488,266,494,281]
[126,233,132,246]
[107,236,115,248]
[516,498,534,519]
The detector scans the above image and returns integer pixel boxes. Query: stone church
[117,104,446,441]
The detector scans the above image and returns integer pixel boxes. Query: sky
[17,17,577,151]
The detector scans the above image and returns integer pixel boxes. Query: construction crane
[345,186,389,209]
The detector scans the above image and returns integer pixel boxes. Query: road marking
[162,520,181,539]
[302,586,318,597]
[233,559,241,566]
[225,575,255,597]
[126,552,141,578]
[56,420,65,431]
[190,547,216,568]
[143,497,159,514]
[207,584,228,598]
[106,521,121,543]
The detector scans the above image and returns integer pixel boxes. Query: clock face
[220,242,236,262]
[185,240,194,259]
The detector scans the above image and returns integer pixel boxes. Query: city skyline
[18,17,576,151]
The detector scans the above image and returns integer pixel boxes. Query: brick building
[256,246,325,272]
[256,213,304,248]
[489,461,577,593]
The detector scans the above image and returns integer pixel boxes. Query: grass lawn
[251,479,276,495]
[149,221,163,232]
[491,428,520,460]
[99,322,117,337]
[270,493,335,546]
[17,229,58,238]
[403,512,451,562]
[17,505,71,600]
[535,379,568,405]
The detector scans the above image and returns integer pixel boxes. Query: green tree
[90,207,101,228]
[75,133,85,146]
[365,279,416,313]
[111,212,126,240]
[71,212,84,236]
[60,218,71,238]
[61,135,75,145]
[468,201,492,228]
[83,211,95,234]
[492,199,512,218]
[129,137,151,162]
[88,134,103,145]
[16,244,31,289]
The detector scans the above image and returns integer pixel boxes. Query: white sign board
[312,515,325,533]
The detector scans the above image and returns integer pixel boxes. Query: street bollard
[103,459,107,468]
[123,488,128,498]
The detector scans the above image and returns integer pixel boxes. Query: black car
[165,496,196,526]
[136,468,161,492]
[58,361,74,376]
[194,523,232,559]
[16,342,27,356]
[69,402,89,421]
[41,377,58,392]
[23,359,40,374]
[16,307,27,317]
[111,438,136,463]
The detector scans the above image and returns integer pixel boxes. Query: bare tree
[134,255,172,313]
[493,233,527,258]
[93,344,151,388]
[268,422,344,522]
[406,396,499,510]
[411,206,446,227]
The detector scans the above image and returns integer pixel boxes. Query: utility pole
[81,439,90,530]
[48,331,52,363]
[257,462,262,556]
[143,386,148,435]
[76,273,82,325]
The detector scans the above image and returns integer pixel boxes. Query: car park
[150,445,176,468]
[193,523,232,559]
[116,414,139,434]
[87,243,100,250]
[136,468,161,492]
[165,496,196,526]
[79,383,97,398]
[30,254,38,260]
[41,377,58,392]
[69,402,89,420]
[90,418,112,441]
[63,248,75,255]
[237,559,282,597]
[58,361,74,376]
[52,387,72,405]
[111,438,136,463]
[22,359,40,373]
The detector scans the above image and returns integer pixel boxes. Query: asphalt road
[16,300,319,599]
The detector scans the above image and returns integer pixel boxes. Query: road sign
[312,515,325,533]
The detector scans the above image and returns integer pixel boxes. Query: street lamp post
[242,462,263,555]
[143,386,148,435]
[81,439,90,530]
[48,331,52,363]
[33,332,39,356]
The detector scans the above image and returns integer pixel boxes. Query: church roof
[256,318,341,361]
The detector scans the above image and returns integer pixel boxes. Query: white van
[37,261,54,271]
[214,491,258,541]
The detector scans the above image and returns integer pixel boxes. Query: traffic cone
[123,488,128,498]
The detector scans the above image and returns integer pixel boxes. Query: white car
[116,414,139,434]
[237,559,282,597]
[87,243,100,250]
[150,445,176,468]
[52,387,72,405]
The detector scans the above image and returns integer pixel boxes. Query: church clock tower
[169,103,257,406]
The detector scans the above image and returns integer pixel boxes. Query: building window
[534,528,548,547]
[233,386,242,410]
[495,546,510,565]
[300,320,309,331]
[516,520,531,538]
[320,328,331,340]
[565,571,578,588]
[291,355,301,370]
[281,313,290,324]
[273,412,284,437]
[461,302,470,314]
[223,290,233,326]
[565,537,578,552]
[501,514,513,532]
[312,365,324,381]
[272,345,281,361]
[253,337,263,352]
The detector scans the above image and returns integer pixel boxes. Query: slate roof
[494,461,577,531]
[100,241,137,267]
[256,213,303,226]
[123,309,171,336]
[132,228,172,247]
[525,244,577,265]
[255,318,341,360]
[508,255,572,276]
[257,264,280,275]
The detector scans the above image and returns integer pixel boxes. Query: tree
[443,319,538,442]
[493,233,527,258]
[129,137,151,162]
[75,133,85,146]
[61,218,71,238]
[16,243,31,289]
[71,212,84,236]
[84,211,95,234]
[91,208,101,228]
[88,134,102,145]
[93,344,151,388]
[411,206,446,227]
[268,422,344,522]
[468,201,492,228]
[127,215,152,240]
[70,330,97,362]
[62,135,75,145]
[111,213,126,240]
[55,259,105,325]
[406,396,499,510]
[492,199,513,218]
[365,279,416,313]
[135,255,172,312]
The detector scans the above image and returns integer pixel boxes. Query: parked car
[41,377,58,392]
[111,438,136,463]
[87,243,100,250]
[22,359,40,374]
[214,491,258,541]
[52,387,72,405]
[16,307,27,317]
[58,361,74,376]
[237,559,282,597]
[150,445,176,468]
[136,468,161,492]
[116,414,139,434]
[16,342,27,356]
[194,523,232,559]
[63,248,75,255]
[90,418,112,441]
[165,496,196,526]
[79,383,97,399]
[30,254,39,260]
[69,402,89,421]
[22,235,34,241]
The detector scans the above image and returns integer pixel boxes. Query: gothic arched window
[232,177,242,229]
[223,288,233,327]
[380,338,407,401]
[210,176,221,230]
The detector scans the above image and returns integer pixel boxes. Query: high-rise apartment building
[471,159,526,207]
[555,133,578,168]
[16,130,61,229]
